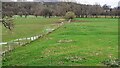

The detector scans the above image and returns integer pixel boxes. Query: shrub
[102,59,120,67]
[65,11,76,20]
[2,17,14,31]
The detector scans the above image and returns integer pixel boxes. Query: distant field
[3,18,118,66]
[2,16,62,42]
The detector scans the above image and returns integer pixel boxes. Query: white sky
[14,0,120,8]
[76,0,119,8]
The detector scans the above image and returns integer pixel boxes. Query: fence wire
[0,1,2,67]
[1,22,64,56]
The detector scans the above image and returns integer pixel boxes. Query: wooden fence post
[26,37,27,44]
[33,36,35,40]
[8,43,11,51]
[18,39,20,46]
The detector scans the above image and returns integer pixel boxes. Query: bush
[65,11,76,20]
[3,17,14,31]
[102,59,120,67]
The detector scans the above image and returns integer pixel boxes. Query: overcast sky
[14,0,119,8]
[76,0,119,8]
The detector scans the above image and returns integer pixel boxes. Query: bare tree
[1,17,14,31]
[102,4,111,18]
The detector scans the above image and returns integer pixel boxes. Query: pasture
[2,17,118,66]
[2,16,63,42]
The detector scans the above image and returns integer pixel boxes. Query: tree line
[2,2,120,18]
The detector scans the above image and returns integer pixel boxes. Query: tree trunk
[35,15,37,18]
[95,15,98,18]
[25,15,27,18]
[85,15,88,18]
[105,15,106,18]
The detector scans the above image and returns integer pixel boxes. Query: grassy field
[2,18,118,66]
[2,16,62,42]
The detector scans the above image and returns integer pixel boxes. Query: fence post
[34,36,35,40]
[13,40,16,49]
[29,37,31,43]
[11,41,13,50]
[8,43,11,51]
[30,37,32,42]
[33,36,35,40]
[32,36,34,41]
[18,39,20,46]
[30,37,33,41]
[30,37,31,41]
[26,37,28,44]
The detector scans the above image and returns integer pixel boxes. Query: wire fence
[1,22,64,56]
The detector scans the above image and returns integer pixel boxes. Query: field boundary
[1,22,64,56]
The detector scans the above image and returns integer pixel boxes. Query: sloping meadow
[3,18,118,66]
[2,16,62,42]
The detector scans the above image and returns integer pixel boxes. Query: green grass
[3,18,118,66]
[2,16,62,42]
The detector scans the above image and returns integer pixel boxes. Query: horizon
[2,0,120,8]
